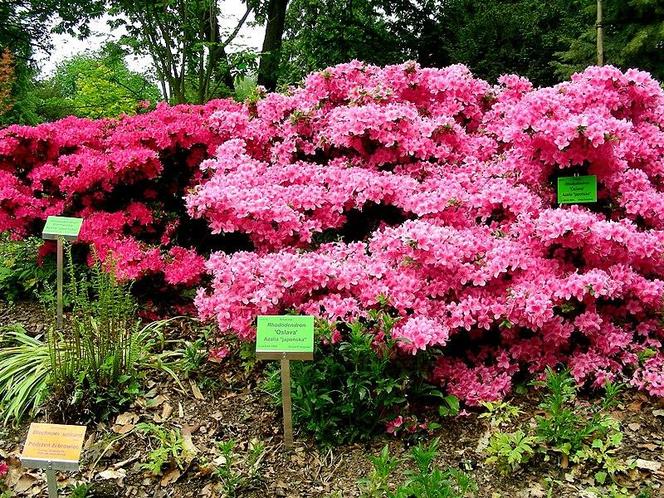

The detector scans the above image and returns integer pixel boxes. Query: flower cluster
[188,62,664,403]
[3,61,664,404]
[0,99,242,285]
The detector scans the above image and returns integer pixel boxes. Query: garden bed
[1,302,662,498]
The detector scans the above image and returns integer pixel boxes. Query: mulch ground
[1,301,662,498]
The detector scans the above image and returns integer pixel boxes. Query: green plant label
[557,176,597,204]
[256,315,314,360]
[42,216,83,240]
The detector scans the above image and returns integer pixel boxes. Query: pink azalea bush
[2,61,663,404]
[187,62,664,403]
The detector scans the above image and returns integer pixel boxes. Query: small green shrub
[0,236,56,303]
[177,338,207,377]
[482,369,631,482]
[213,438,266,497]
[398,438,477,498]
[478,401,522,428]
[264,313,439,445]
[535,369,620,462]
[572,430,633,484]
[485,430,537,473]
[136,423,188,475]
[357,445,399,497]
[357,440,477,498]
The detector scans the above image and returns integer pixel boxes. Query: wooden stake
[597,0,604,66]
[56,237,63,329]
[280,357,293,449]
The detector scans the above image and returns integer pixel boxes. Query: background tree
[257,0,289,90]
[417,0,587,87]
[0,0,105,125]
[556,0,664,80]
[35,43,161,120]
[108,0,257,103]
[278,0,589,88]
[0,49,15,119]
[278,0,403,86]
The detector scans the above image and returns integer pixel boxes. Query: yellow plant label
[21,423,86,463]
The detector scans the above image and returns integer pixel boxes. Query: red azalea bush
[0,99,245,285]
[187,62,664,403]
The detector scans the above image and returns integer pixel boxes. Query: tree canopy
[0,0,663,125]
[36,43,161,120]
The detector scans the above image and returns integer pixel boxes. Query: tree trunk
[257,0,289,90]
[203,3,234,102]
[596,0,604,65]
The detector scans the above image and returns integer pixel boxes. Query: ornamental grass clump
[0,248,181,424]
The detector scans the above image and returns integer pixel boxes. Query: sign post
[21,423,86,498]
[557,175,597,204]
[255,315,314,449]
[42,216,83,329]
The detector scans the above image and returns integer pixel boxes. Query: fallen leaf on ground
[112,451,141,469]
[161,402,173,420]
[146,395,167,409]
[112,412,139,434]
[635,459,662,472]
[627,400,643,412]
[97,468,127,480]
[190,380,204,400]
[13,473,38,493]
[160,468,180,486]
[182,425,199,463]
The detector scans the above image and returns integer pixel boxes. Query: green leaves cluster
[0,236,56,303]
[358,439,477,498]
[483,369,633,487]
[264,312,438,445]
[37,43,161,120]
[136,422,188,475]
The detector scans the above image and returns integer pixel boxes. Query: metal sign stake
[255,315,314,451]
[42,216,83,330]
[46,461,57,498]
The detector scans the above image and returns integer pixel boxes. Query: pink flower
[208,346,231,363]
[386,416,404,434]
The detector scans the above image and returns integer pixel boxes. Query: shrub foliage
[2,62,664,403]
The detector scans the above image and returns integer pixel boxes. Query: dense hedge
[2,62,663,402]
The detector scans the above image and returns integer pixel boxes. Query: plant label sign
[256,315,314,450]
[42,216,84,329]
[256,315,314,360]
[557,176,597,204]
[42,216,83,241]
[21,423,86,471]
